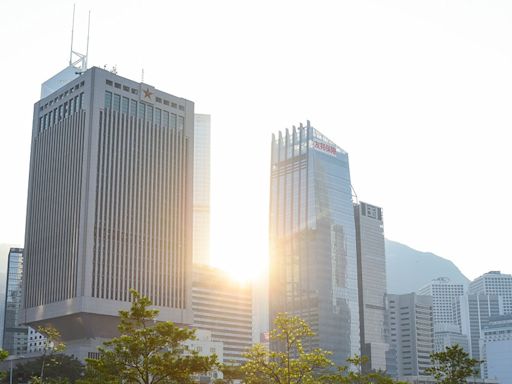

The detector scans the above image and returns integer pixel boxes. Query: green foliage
[321,355,406,384]
[213,364,244,383]
[5,354,83,384]
[242,312,333,384]
[0,349,7,362]
[425,344,480,384]
[83,289,217,384]
[35,325,67,382]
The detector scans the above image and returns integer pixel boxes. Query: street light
[6,355,25,384]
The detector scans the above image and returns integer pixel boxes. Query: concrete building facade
[469,271,512,315]
[481,314,512,383]
[387,293,434,377]
[22,66,195,359]
[354,202,389,372]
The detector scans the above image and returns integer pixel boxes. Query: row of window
[39,80,85,112]
[104,91,185,129]
[105,79,185,111]
[38,92,84,133]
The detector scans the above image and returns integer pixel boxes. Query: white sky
[1,0,511,281]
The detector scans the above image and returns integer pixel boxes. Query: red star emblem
[143,88,153,99]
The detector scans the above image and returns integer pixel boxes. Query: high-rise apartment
[387,293,433,378]
[269,122,359,364]
[469,271,512,314]
[354,202,388,372]
[454,294,502,363]
[192,264,252,364]
[22,66,194,359]
[193,114,211,265]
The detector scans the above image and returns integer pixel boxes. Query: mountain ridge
[385,239,470,294]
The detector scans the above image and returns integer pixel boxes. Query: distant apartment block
[418,277,464,326]
[454,294,502,363]
[387,293,434,377]
[469,271,512,314]
[192,264,252,364]
[2,248,45,356]
[354,202,389,372]
[482,314,512,383]
[432,323,469,353]
[193,114,211,265]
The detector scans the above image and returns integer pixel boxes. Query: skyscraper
[454,294,502,363]
[192,264,252,364]
[354,202,388,372]
[418,277,465,327]
[269,122,359,364]
[469,271,512,314]
[193,114,211,265]
[387,293,433,378]
[22,66,194,359]
[3,248,27,355]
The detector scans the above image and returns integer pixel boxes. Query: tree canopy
[425,344,480,384]
[83,289,217,384]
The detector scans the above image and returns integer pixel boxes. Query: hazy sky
[1,0,511,281]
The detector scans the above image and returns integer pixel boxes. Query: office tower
[192,264,252,364]
[469,271,512,314]
[23,66,194,359]
[418,277,464,326]
[481,315,512,383]
[354,202,388,372]
[3,248,27,355]
[193,114,211,265]
[387,293,434,378]
[454,294,502,364]
[269,122,359,364]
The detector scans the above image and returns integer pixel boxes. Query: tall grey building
[469,271,512,314]
[3,248,27,355]
[387,293,433,378]
[193,114,211,265]
[269,122,359,364]
[192,264,252,364]
[354,202,388,372]
[22,66,194,359]
[454,294,502,363]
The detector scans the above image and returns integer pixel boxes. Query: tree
[36,325,66,382]
[321,355,407,384]
[242,313,333,384]
[213,364,244,383]
[84,289,217,384]
[5,354,83,384]
[425,345,480,384]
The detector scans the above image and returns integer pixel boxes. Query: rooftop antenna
[141,68,145,83]
[69,5,89,72]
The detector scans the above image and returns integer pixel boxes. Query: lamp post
[6,355,24,384]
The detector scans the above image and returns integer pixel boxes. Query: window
[114,82,121,89]
[106,79,113,86]
[113,94,121,112]
[138,103,145,120]
[162,111,169,127]
[58,105,63,121]
[130,100,137,117]
[170,113,177,129]
[155,108,161,125]
[163,100,169,106]
[123,85,130,92]
[178,116,184,130]
[146,105,153,122]
[79,93,83,110]
[155,96,162,103]
[104,91,112,109]
[122,97,129,114]
[131,88,138,95]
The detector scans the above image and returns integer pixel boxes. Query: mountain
[385,239,470,294]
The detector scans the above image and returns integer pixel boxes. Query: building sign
[139,83,155,103]
[313,141,337,156]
